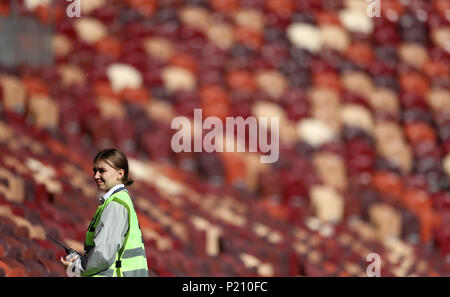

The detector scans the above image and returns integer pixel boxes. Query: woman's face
[93,159,124,192]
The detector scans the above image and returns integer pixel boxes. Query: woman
[61,148,148,277]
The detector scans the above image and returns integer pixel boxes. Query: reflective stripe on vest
[96,268,148,277]
[123,269,148,277]
[83,188,148,277]
[122,247,146,259]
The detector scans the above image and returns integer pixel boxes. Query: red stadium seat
[39,259,66,277]
[0,259,9,275]
[6,268,26,277]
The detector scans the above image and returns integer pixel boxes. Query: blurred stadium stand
[0,0,449,276]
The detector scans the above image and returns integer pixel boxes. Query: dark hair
[94,148,134,186]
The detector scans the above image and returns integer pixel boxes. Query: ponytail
[124,176,134,186]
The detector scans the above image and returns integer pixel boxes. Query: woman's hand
[60,253,79,267]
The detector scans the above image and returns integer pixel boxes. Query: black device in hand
[46,235,82,256]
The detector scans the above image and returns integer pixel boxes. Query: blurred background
[0,0,449,277]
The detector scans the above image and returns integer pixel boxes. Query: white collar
[99,183,125,204]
